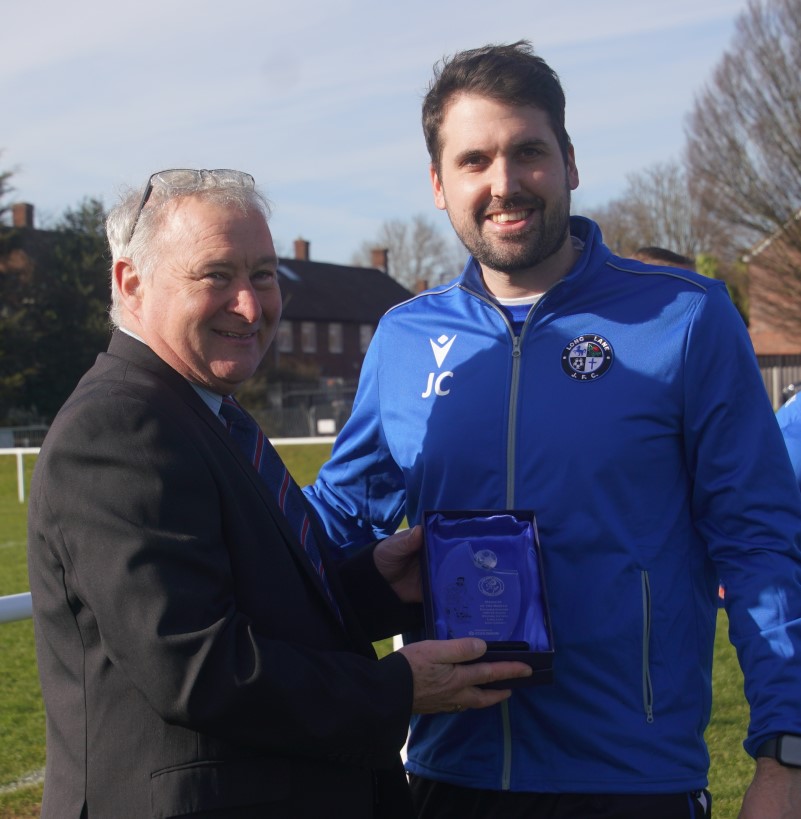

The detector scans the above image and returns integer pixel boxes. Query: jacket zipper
[457,287,545,789]
[641,571,654,723]
[507,306,539,506]
[507,335,522,507]
[458,286,531,503]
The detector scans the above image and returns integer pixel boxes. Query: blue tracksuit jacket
[305,216,801,793]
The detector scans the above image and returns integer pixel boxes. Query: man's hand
[738,758,801,818]
[373,526,423,603]
[398,637,533,713]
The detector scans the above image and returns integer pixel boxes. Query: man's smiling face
[430,93,579,288]
[129,195,281,394]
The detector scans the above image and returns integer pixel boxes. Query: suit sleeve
[29,386,412,767]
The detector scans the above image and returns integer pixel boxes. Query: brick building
[744,211,801,405]
[265,238,412,381]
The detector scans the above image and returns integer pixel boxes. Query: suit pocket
[150,757,291,818]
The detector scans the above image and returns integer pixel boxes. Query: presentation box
[422,509,554,687]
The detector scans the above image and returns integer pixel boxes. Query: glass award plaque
[422,511,551,654]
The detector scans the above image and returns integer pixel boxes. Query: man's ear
[430,164,447,211]
[114,257,143,311]
[566,142,580,191]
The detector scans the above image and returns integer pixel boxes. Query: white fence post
[0,448,40,503]
[17,451,25,503]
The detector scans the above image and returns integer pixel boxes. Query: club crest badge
[561,334,614,381]
[478,575,505,597]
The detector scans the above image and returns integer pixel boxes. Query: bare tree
[584,160,723,259]
[685,0,801,330]
[353,213,466,290]
[582,199,632,257]
[583,160,748,319]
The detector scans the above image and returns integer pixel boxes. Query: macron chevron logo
[430,334,456,368]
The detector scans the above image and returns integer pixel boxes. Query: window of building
[359,324,374,353]
[328,323,344,354]
[276,321,293,353]
[301,321,317,353]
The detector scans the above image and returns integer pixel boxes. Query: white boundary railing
[0,438,338,625]
[3,448,40,503]
[0,447,37,625]
[2,441,336,505]
[0,593,32,624]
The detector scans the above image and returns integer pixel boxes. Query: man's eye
[253,270,277,286]
[204,272,229,285]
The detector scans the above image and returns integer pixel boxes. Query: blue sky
[2,0,747,265]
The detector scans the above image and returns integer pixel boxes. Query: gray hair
[106,172,272,327]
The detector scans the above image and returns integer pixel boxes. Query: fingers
[458,686,514,711]
[439,660,530,712]
[374,525,421,567]
[406,525,422,553]
[421,637,534,678]
[463,658,534,687]
[411,673,519,714]
[374,526,424,601]
[398,639,533,714]
[423,636,489,664]
[447,657,533,706]
[388,525,422,556]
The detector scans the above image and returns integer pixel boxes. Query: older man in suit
[27,169,531,819]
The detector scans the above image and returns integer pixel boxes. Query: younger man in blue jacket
[306,42,801,819]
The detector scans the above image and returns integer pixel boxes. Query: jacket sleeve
[304,326,409,548]
[683,285,801,754]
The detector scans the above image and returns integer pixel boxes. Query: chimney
[294,238,310,261]
[371,247,389,273]
[12,202,34,228]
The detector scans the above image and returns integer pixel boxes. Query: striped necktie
[219,396,342,622]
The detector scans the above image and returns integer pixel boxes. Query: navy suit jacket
[28,331,418,818]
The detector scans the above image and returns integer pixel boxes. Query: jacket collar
[106,329,211,415]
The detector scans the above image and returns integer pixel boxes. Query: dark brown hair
[422,40,571,172]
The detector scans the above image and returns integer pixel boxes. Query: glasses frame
[124,168,256,247]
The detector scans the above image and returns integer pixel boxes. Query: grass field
[0,450,754,818]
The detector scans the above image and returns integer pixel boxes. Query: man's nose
[489,158,522,199]
[229,281,262,322]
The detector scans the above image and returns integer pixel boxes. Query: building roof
[277,259,413,322]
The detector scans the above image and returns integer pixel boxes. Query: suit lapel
[104,331,349,630]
